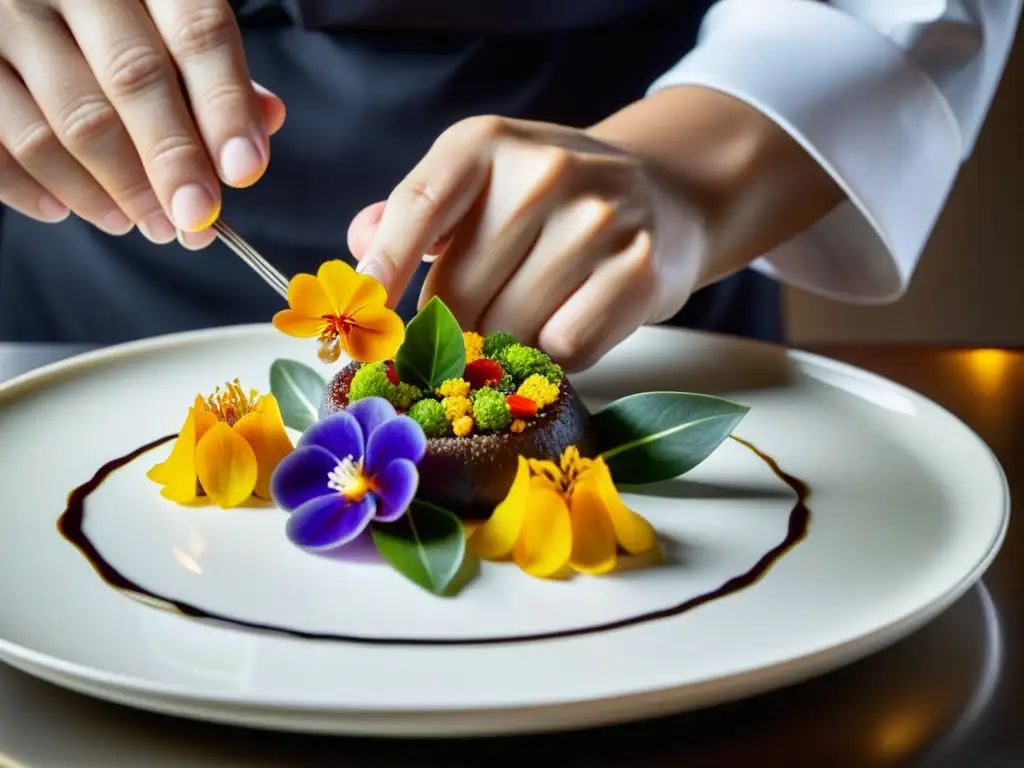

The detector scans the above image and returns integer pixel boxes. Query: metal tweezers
[211,219,290,299]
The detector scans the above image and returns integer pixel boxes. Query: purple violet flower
[270,397,426,552]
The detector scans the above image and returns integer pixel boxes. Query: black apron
[0,0,782,344]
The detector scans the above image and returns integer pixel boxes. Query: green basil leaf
[371,499,469,596]
[592,391,749,485]
[394,297,465,391]
[269,359,326,432]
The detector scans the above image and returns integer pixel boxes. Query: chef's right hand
[0,0,286,245]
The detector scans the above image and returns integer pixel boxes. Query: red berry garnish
[506,394,538,417]
[465,358,503,389]
[386,360,400,386]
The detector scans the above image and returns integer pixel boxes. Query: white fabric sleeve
[648,0,1022,303]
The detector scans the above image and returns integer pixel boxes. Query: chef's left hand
[347,116,708,372]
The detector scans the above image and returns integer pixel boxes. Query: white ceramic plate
[0,326,1009,737]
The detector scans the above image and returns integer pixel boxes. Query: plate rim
[0,324,1011,725]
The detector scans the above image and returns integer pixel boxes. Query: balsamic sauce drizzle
[58,434,810,646]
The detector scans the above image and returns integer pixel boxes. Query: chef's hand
[348,117,708,372]
[0,0,285,246]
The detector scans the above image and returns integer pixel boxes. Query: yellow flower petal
[272,309,328,338]
[343,305,406,362]
[317,260,387,315]
[232,395,294,499]
[194,405,218,443]
[150,407,200,503]
[513,484,573,579]
[568,475,618,575]
[287,273,334,319]
[593,458,656,555]
[469,457,530,559]
[195,422,258,508]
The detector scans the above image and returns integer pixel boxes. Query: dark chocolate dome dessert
[321,332,592,518]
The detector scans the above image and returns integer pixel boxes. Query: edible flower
[436,378,471,398]
[272,260,405,364]
[517,374,559,408]
[469,446,656,578]
[148,381,293,508]
[442,395,472,422]
[270,397,426,551]
[463,331,484,363]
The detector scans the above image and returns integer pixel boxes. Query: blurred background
[786,24,1023,348]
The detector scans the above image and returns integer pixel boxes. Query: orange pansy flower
[272,260,405,364]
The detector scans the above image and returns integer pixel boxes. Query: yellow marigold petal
[593,458,656,555]
[287,273,334,318]
[344,305,406,362]
[150,407,200,503]
[315,259,387,316]
[195,422,258,509]
[436,378,471,398]
[469,456,530,560]
[513,485,573,579]
[517,374,559,409]
[149,395,208,484]
[233,395,294,499]
[272,309,328,338]
[463,331,484,363]
[568,475,618,575]
[442,395,472,422]
[194,408,218,441]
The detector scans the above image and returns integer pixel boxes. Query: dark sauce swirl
[58,435,809,646]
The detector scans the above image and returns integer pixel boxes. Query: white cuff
[648,0,963,303]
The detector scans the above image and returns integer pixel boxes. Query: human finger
[0,142,70,223]
[0,58,133,234]
[536,230,657,371]
[347,201,386,260]
[61,0,221,232]
[418,140,577,327]
[254,82,286,136]
[356,116,500,303]
[177,226,216,251]
[144,0,268,188]
[4,16,174,240]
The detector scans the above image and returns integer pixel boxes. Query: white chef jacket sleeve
[648,0,1022,303]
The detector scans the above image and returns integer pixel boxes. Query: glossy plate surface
[0,326,1008,736]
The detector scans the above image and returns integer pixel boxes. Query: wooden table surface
[0,343,1019,767]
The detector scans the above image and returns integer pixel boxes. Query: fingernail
[37,194,69,222]
[97,208,134,235]
[220,136,264,187]
[171,184,219,232]
[253,81,278,98]
[138,213,176,244]
[176,228,213,252]
[356,258,388,284]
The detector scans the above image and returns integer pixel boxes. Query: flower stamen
[317,315,354,363]
[528,447,593,498]
[327,455,374,501]
[205,379,258,426]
